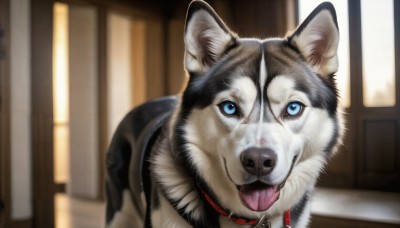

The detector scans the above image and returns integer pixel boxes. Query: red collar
[200,188,291,226]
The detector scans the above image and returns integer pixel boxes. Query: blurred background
[0,0,399,227]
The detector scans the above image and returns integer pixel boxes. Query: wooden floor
[56,188,400,228]
[309,188,400,228]
[311,188,400,225]
[55,194,105,228]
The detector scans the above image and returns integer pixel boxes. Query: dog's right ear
[184,0,236,75]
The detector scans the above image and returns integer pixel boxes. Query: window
[361,0,395,107]
[298,0,400,192]
[53,2,70,184]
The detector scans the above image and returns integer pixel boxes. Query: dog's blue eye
[285,102,304,117]
[219,101,239,116]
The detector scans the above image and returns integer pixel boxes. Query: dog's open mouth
[238,182,280,212]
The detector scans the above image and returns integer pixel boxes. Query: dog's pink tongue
[239,184,279,211]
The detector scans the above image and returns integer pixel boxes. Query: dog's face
[178,0,342,217]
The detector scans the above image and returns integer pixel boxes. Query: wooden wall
[0,0,11,227]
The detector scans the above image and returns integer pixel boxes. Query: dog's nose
[241,148,276,176]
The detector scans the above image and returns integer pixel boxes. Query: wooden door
[351,0,400,192]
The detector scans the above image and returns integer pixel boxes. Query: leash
[200,187,291,227]
[200,188,258,225]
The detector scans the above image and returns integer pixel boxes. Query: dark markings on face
[182,40,262,113]
[262,39,339,118]
[182,38,338,122]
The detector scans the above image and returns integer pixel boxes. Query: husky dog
[106,1,344,227]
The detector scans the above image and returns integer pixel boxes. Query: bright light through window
[53,2,70,184]
[298,0,350,108]
[361,0,395,107]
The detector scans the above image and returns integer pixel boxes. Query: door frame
[0,0,11,227]
[31,0,55,227]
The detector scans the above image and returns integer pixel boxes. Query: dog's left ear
[288,2,339,77]
[184,0,236,75]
